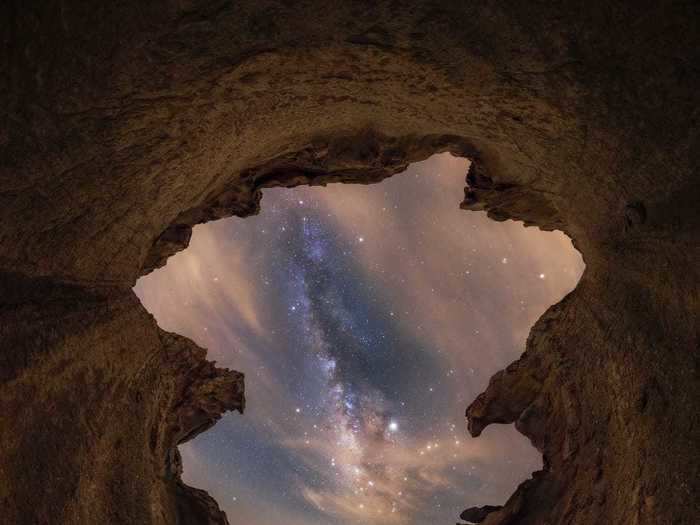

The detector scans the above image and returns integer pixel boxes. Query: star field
[135,153,584,525]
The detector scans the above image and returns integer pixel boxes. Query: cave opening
[134,153,584,525]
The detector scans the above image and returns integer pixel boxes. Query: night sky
[134,154,584,525]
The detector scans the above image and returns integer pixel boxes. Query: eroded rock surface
[0,273,243,524]
[1,1,698,524]
[460,504,502,523]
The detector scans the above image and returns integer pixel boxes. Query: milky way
[135,154,584,525]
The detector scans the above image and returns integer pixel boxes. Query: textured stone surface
[0,273,243,524]
[1,1,699,524]
[460,504,502,523]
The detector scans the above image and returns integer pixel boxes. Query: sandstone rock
[1,1,698,524]
[460,504,502,523]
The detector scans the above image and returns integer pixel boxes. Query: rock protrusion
[459,505,502,523]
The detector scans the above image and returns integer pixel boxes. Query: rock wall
[1,1,698,524]
[0,273,243,524]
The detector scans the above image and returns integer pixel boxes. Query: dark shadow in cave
[134,153,584,525]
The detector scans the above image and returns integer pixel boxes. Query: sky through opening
[135,153,584,525]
